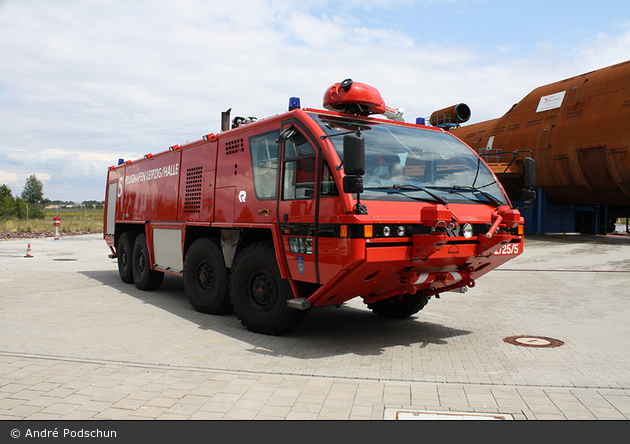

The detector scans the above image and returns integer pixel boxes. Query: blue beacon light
[289,97,301,111]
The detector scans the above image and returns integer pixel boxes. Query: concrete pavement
[1,234,629,420]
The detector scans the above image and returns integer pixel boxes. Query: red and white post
[53,217,61,240]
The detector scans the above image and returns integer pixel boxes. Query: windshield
[309,113,508,206]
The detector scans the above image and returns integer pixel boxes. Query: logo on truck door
[297,256,305,275]
[238,190,247,202]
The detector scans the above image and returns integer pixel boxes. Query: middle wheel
[230,242,307,335]
[132,233,164,291]
[183,238,231,314]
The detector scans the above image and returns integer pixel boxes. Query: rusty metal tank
[450,60,630,206]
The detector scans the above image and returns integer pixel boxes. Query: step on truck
[104,79,535,335]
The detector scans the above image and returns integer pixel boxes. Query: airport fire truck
[104,79,534,335]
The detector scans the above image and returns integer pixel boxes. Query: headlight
[396,226,405,236]
[463,223,473,239]
[382,226,391,237]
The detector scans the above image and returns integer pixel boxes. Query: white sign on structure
[536,91,566,113]
[486,135,495,150]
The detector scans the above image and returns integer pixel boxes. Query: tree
[21,174,44,205]
[14,196,28,219]
[19,175,45,220]
[0,184,15,218]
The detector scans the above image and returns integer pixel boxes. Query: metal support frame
[515,187,607,235]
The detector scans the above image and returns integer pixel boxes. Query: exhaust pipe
[221,108,231,132]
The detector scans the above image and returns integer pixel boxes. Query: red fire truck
[104,79,534,335]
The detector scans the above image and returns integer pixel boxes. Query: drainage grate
[53,258,77,261]
[503,335,564,348]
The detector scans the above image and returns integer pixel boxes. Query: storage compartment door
[105,182,118,236]
[152,228,184,273]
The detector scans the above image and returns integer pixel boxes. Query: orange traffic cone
[25,244,33,258]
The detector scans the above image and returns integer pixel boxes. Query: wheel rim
[121,247,128,269]
[196,262,214,291]
[138,250,146,274]
[246,268,277,311]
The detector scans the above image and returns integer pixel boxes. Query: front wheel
[367,293,429,318]
[230,242,307,335]
[132,233,164,291]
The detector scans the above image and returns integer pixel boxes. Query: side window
[250,131,279,200]
[282,131,316,200]
[321,158,338,196]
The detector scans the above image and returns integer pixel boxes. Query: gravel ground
[1,230,102,240]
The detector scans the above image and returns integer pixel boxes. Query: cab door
[277,123,320,284]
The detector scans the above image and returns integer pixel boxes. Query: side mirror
[277,126,296,144]
[523,157,535,189]
[522,188,536,203]
[522,157,536,203]
[343,176,363,194]
[343,134,365,176]
[343,133,367,214]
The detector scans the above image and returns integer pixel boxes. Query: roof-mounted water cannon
[323,79,387,116]
[429,104,471,129]
[380,105,405,122]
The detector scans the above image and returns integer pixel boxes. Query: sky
[1,0,629,203]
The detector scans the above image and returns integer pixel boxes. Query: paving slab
[1,234,629,420]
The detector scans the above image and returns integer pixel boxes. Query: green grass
[1,208,104,234]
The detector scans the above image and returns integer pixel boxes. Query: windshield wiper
[433,185,503,207]
[364,184,449,206]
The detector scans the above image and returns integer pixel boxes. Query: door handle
[284,213,289,222]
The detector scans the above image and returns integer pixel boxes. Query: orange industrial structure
[450,60,630,234]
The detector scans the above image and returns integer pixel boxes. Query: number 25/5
[494,243,519,255]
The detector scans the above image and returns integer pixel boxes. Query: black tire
[230,242,307,335]
[117,232,136,284]
[132,233,164,291]
[367,293,429,318]
[183,238,231,314]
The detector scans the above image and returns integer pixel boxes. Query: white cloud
[0,0,629,201]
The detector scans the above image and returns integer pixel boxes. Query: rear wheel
[132,233,164,291]
[183,238,231,314]
[117,232,136,284]
[367,293,429,318]
[230,242,307,335]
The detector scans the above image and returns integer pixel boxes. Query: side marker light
[364,225,373,238]
[340,225,348,238]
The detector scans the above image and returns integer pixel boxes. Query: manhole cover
[384,409,513,420]
[503,335,563,348]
